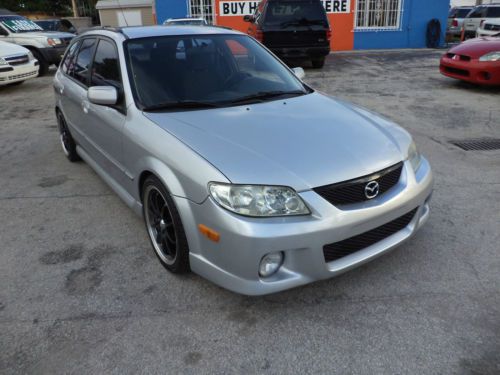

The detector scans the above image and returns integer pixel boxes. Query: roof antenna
[116,0,129,27]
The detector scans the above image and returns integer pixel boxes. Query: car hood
[144,92,411,191]
[0,40,29,55]
[450,37,500,58]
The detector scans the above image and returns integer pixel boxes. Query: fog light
[259,251,284,278]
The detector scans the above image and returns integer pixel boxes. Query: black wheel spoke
[146,187,177,263]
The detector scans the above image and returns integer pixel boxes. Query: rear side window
[468,7,486,18]
[91,39,122,89]
[61,40,80,74]
[486,7,500,18]
[456,8,472,18]
[70,38,96,86]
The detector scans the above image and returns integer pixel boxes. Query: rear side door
[60,38,97,146]
[485,6,500,23]
[84,37,127,183]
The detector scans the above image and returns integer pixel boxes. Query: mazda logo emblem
[364,181,380,199]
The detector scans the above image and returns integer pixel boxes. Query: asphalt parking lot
[1,49,499,374]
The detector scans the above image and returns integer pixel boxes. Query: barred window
[355,0,403,30]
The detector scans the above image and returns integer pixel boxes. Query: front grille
[313,162,403,206]
[4,54,29,66]
[443,66,469,76]
[484,23,500,31]
[0,70,38,82]
[323,208,418,263]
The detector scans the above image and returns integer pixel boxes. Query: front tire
[56,111,80,162]
[31,49,49,76]
[142,176,190,273]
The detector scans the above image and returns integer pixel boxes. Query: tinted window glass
[457,8,472,18]
[468,7,485,18]
[91,39,121,88]
[486,7,500,17]
[62,40,80,74]
[264,1,328,25]
[71,38,96,86]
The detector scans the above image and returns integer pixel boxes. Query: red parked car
[440,35,500,85]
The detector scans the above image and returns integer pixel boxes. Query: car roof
[167,18,205,21]
[120,25,242,39]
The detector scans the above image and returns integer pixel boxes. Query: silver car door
[62,38,97,149]
[85,37,126,184]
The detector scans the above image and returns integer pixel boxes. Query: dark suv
[244,0,331,68]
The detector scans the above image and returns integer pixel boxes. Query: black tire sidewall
[31,49,49,76]
[142,176,190,273]
[57,111,80,162]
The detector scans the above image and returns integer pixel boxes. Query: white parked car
[0,41,39,86]
[463,4,500,39]
[476,19,500,37]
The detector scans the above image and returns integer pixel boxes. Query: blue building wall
[354,0,449,49]
[156,0,188,24]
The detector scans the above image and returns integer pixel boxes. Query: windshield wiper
[141,100,221,112]
[227,90,306,105]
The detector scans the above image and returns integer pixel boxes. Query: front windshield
[0,16,43,33]
[125,34,308,110]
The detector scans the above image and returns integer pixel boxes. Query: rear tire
[31,49,49,76]
[56,111,80,162]
[142,176,190,273]
[312,57,325,69]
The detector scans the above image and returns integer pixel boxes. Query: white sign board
[219,0,351,16]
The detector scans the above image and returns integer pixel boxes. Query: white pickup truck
[0,12,73,76]
[0,41,39,85]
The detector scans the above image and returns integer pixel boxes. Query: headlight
[47,38,62,46]
[479,51,500,62]
[209,183,310,217]
[27,51,35,61]
[407,141,422,172]
[0,57,8,66]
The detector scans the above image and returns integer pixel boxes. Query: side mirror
[243,15,254,23]
[292,67,305,80]
[88,86,118,105]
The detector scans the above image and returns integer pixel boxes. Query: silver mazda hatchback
[53,26,433,295]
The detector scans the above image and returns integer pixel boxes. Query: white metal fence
[188,0,216,24]
[355,0,404,30]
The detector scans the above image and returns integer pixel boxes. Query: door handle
[81,100,89,114]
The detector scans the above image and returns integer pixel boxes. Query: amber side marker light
[198,224,220,242]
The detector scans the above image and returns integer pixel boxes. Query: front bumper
[177,158,433,295]
[440,56,500,85]
[0,61,39,85]
[476,28,500,37]
[39,46,67,64]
